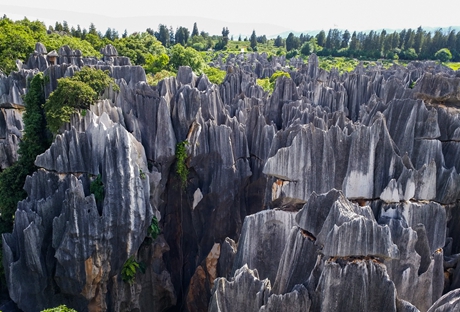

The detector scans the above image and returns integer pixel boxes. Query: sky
[1,0,459,38]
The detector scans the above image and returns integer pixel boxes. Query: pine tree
[192,22,199,37]
[250,30,257,50]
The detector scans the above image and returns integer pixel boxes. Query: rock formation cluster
[2,44,460,311]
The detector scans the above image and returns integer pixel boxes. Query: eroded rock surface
[2,47,460,312]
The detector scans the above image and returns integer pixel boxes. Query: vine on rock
[176,140,189,188]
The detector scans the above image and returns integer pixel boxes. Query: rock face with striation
[2,46,460,312]
[2,109,158,311]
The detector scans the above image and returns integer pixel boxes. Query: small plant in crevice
[148,216,160,239]
[175,140,189,188]
[121,256,140,284]
[41,305,77,312]
[139,169,146,180]
[90,174,104,204]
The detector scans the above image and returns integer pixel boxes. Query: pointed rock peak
[100,44,118,57]
[58,45,72,56]
[177,66,197,86]
[197,74,210,91]
[35,42,47,55]
[295,189,343,235]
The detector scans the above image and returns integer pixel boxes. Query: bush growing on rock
[146,69,176,86]
[44,78,96,133]
[41,305,77,312]
[44,67,117,133]
[0,73,50,295]
[203,66,226,84]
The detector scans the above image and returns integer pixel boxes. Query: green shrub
[256,71,291,94]
[146,70,176,86]
[169,44,205,74]
[203,66,226,85]
[72,67,119,97]
[176,141,189,188]
[90,174,104,204]
[435,48,452,63]
[1,73,50,290]
[256,78,271,93]
[44,68,117,134]
[121,256,140,284]
[41,305,77,312]
[148,216,160,239]
[286,49,299,59]
[44,78,95,134]
[270,71,290,84]
[144,53,169,74]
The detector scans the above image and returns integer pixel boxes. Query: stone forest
[1,36,460,312]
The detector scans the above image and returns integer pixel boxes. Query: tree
[222,27,230,47]
[55,21,63,32]
[104,27,113,40]
[113,32,165,65]
[341,30,350,49]
[316,30,326,47]
[44,68,116,133]
[349,31,359,52]
[88,23,97,35]
[156,24,170,47]
[169,26,175,45]
[414,26,424,54]
[175,26,190,45]
[72,67,118,97]
[75,25,82,38]
[274,35,284,47]
[0,19,36,74]
[192,22,199,37]
[0,73,50,291]
[447,30,457,48]
[169,44,205,73]
[250,30,257,50]
[400,48,418,60]
[62,21,69,33]
[144,53,169,73]
[286,32,300,51]
[434,48,452,62]
[300,41,311,56]
[257,35,267,44]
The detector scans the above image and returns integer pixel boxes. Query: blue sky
[1,0,459,37]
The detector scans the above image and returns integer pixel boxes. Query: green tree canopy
[300,42,311,56]
[112,32,165,65]
[0,73,50,291]
[434,48,452,62]
[0,17,46,73]
[169,44,205,73]
[44,67,117,133]
[44,78,96,133]
[203,66,226,84]
[43,34,101,57]
[250,30,257,50]
[72,67,119,97]
[144,53,170,74]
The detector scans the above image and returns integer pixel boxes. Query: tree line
[2,15,460,78]
[274,27,460,62]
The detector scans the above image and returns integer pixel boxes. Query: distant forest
[1,15,460,75]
